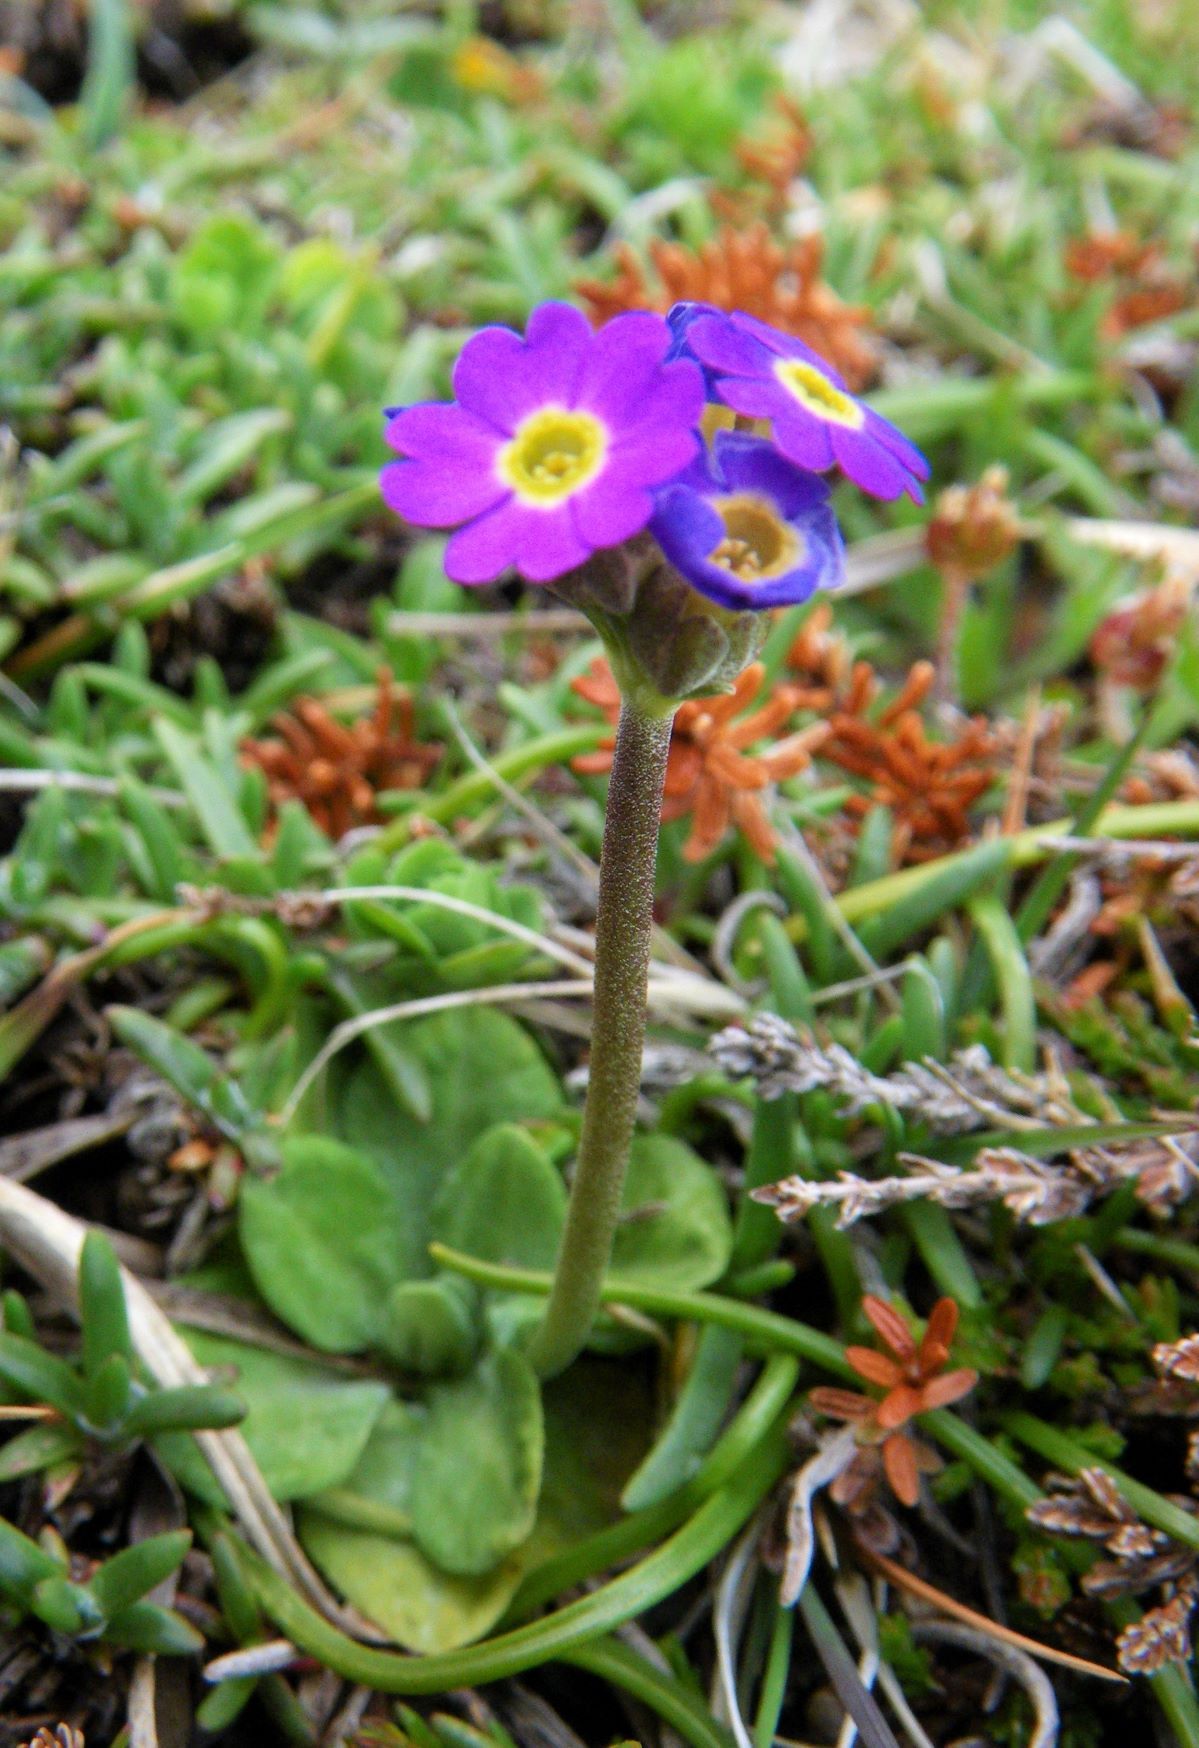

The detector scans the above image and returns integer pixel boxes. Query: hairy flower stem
[527,698,674,1379]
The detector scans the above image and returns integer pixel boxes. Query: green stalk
[563,1636,734,1748]
[527,698,674,1378]
[430,1243,848,1373]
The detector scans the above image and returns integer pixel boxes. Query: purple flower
[381,302,705,585]
[668,303,929,504]
[650,432,844,611]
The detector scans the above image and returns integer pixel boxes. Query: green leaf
[85,1352,132,1431]
[108,1006,266,1150]
[32,1574,96,1635]
[0,1330,85,1417]
[90,1531,192,1619]
[0,1420,82,1482]
[410,1348,543,1578]
[299,1515,527,1656]
[431,1124,567,1272]
[153,719,259,861]
[121,1383,246,1439]
[0,1512,64,1595]
[381,1278,479,1377]
[336,1008,561,1275]
[170,213,280,338]
[428,1122,567,1347]
[300,1357,650,1652]
[104,1599,206,1656]
[79,1230,132,1384]
[157,1329,389,1504]
[239,1135,411,1352]
[609,1136,733,1293]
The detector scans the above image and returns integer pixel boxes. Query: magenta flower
[381,302,705,585]
[650,433,843,611]
[668,304,929,504]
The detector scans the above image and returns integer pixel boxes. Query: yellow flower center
[498,407,607,505]
[774,358,863,427]
[709,493,802,582]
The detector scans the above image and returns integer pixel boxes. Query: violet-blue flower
[668,303,929,505]
[381,302,704,585]
[649,432,844,611]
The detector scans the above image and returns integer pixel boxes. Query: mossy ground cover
[3,2,1199,1744]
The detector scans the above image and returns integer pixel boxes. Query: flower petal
[385,401,502,462]
[845,1346,905,1389]
[863,406,931,481]
[450,327,531,432]
[861,1295,917,1360]
[684,312,773,378]
[731,312,846,383]
[572,311,690,428]
[876,1385,923,1430]
[571,472,656,549]
[712,431,832,517]
[764,402,840,473]
[611,418,701,486]
[831,423,921,502]
[451,303,593,433]
[919,1368,978,1410]
[380,459,509,528]
[443,499,590,585]
[882,1433,920,1506]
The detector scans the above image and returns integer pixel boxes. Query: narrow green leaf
[91,1530,192,1618]
[153,720,259,860]
[104,1598,206,1656]
[0,1330,85,1417]
[121,1384,246,1439]
[79,1230,132,1383]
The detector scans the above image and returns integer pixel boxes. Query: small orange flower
[810,1295,977,1507]
[571,658,826,864]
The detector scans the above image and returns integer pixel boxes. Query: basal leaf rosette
[381,301,704,584]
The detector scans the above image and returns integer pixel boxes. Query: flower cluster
[380,299,927,641]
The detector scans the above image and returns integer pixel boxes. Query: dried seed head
[1080,1466,1139,1523]
[1154,1334,1199,1383]
[21,1729,85,1748]
[925,466,1023,580]
[1106,1523,1167,1562]
[1027,1467,1137,1539]
[1117,1593,1196,1674]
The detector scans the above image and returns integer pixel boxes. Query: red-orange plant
[810,1295,978,1506]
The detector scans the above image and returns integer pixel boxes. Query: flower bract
[649,430,844,610]
[381,302,704,585]
[668,302,930,503]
